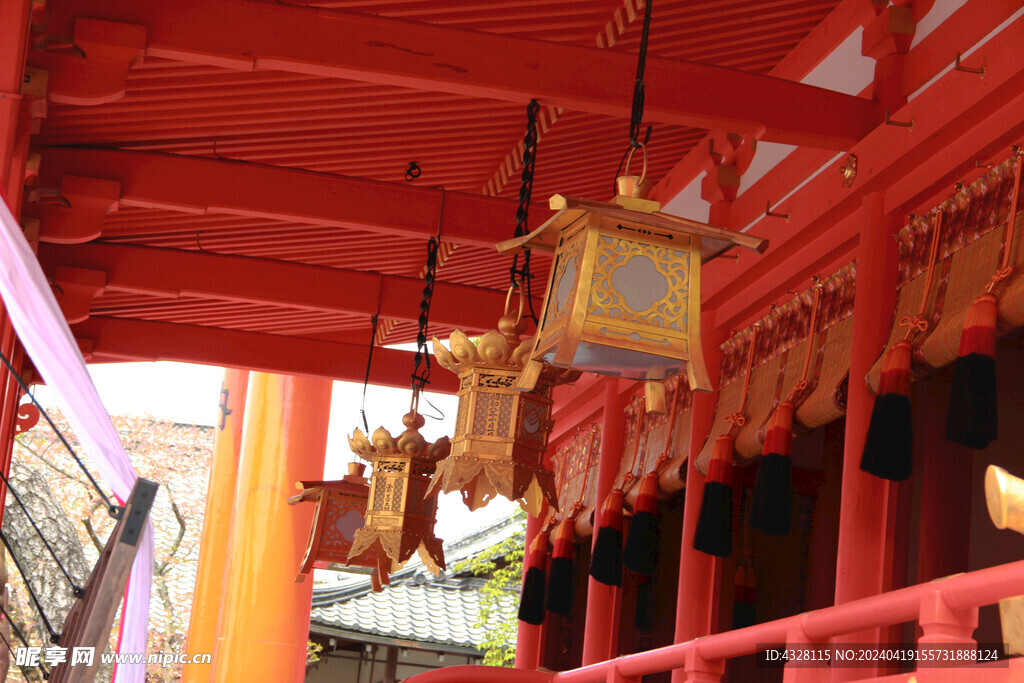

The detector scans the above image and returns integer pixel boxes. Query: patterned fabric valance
[612,374,694,507]
[696,262,857,474]
[551,421,601,537]
[867,153,1023,390]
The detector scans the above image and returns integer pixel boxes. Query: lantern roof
[496,194,768,263]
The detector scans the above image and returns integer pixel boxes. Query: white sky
[30,360,518,542]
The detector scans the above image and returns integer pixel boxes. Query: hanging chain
[410,236,441,401]
[0,349,120,518]
[509,99,541,325]
[360,274,384,435]
[629,0,654,149]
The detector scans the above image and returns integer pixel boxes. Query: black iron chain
[629,0,654,149]
[0,350,120,519]
[509,99,541,325]
[411,236,441,395]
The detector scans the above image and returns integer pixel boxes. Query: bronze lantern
[428,310,577,516]
[347,411,449,576]
[496,184,767,399]
[289,462,392,589]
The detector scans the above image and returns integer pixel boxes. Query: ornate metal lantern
[428,308,577,515]
[347,411,449,576]
[290,462,391,588]
[497,182,767,397]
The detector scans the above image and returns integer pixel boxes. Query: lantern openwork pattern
[498,193,767,392]
[429,315,578,516]
[290,462,390,585]
[347,412,450,576]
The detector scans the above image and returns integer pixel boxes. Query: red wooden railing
[406,559,1024,682]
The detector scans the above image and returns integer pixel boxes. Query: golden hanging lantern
[289,462,393,589]
[428,301,578,516]
[496,159,768,405]
[347,411,449,576]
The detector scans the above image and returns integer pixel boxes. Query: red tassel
[589,488,624,586]
[947,293,998,448]
[861,340,914,481]
[693,435,736,557]
[751,401,794,536]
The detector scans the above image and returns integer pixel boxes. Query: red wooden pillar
[671,311,723,683]
[581,379,628,665]
[831,192,901,681]
[515,509,545,669]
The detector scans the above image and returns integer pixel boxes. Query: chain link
[510,99,541,324]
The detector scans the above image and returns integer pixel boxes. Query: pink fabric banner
[0,190,152,682]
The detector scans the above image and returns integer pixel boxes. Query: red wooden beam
[36,242,529,332]
[31,148,535,248]
[37,0,880,149]
[72,316,458,393]
[702,10,1024,330]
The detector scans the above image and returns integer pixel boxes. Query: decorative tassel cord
[725,324,761,438]
[898,208,945,343]
[786,280,824,405]
[984,148,1022,295]
[0,350,118,517]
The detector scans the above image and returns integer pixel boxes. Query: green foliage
[452,510,526,667]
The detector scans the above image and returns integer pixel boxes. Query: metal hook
[765,200,790,222]
[885,109,914,130]
[954,52,985,78]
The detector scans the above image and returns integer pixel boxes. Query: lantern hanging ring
[623,142,648,186]
[504,284,526,326]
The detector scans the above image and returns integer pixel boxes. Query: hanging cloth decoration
[861,209,945,481]
[750,279,824,537]
[946,147,1023,449]
[693,324,760,557]
[623,381,683,576]
[347,237,451,576]
[546,427,597,616]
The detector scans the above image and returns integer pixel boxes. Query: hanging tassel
[517,529,549,625]
[751,400,794,536]
[623,472,660,575]
[545,518,576,616]
[589,488,624,586]
[634,576,655,633]
[861,340,914,481]
[946,293,998,448]
[693,434,736,557]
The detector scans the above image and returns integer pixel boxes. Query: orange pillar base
[212,372,332,682]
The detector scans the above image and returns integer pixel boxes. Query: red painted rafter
[72,316,458,393]
[31,148,545,248]
[38,0,879,148]
[36,242,532,332]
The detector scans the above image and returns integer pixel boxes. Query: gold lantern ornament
[497,154,768,404]
[289,462,392,590]
[347,410,450,576]
[428,297,578,516]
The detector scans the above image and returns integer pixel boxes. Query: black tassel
[623,473,660,576]
[635,578,655,633]
[589,489,624,586]
[861,393,914,480]
[750,453,792,537]
[694,481,733,558]
[517,566,546,625]
[947,352,997,448]
[545,556,574,616]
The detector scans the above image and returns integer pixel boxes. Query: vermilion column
[671,311,723,683]
[831,193,900,681]
[212,372,332,682]
[581,379,629,665]
[182,368,249,681]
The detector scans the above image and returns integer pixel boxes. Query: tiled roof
[310,515,522,649]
